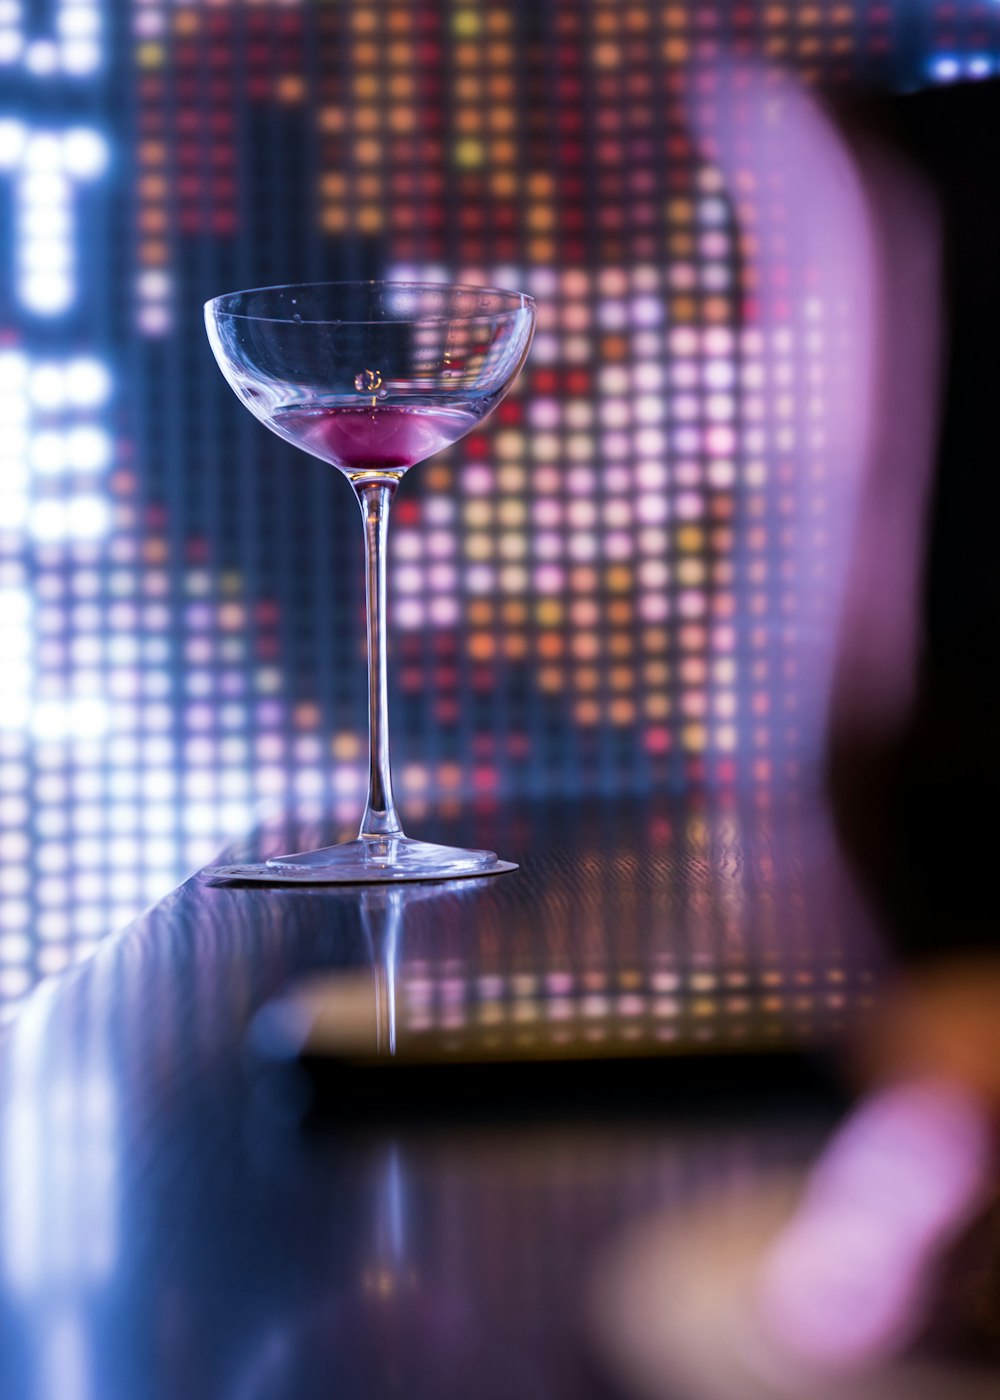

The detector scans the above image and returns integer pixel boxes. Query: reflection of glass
[237,880,548,1400]
[229,1130,539,1400]
[248,880,462,1065]
[204,282,535,884]
[361,886,404,1056]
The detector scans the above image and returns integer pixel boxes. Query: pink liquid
[270,403,481,473]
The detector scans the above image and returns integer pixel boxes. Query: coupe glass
[203,281,535,882]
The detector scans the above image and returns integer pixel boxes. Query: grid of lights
[927,0,1000,83]
[250,801,876,1048]
[1,1,996,1020]
[0,0,102,77]
[0,122,108,315]
[400,964,868,1046]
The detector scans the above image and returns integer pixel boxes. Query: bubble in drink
[354,369,382,393]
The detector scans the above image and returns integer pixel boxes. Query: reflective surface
[0,797,881,1399]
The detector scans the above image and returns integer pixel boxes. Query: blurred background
[0,0,996,1021]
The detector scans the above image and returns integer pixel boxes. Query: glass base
[204,835,518,885]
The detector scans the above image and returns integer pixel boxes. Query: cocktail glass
[203,281,535,882]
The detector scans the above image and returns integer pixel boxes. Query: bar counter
[0,795,882,1399]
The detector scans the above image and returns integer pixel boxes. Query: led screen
[0,0,996,1018]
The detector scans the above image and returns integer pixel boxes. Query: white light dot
[61,128,108,177]
[66,359,111,407]
[137,269,170,298]
[66,426,111,472]
[930,55,960,83]
[19,205,72,241]
[70,698,109,738]
[32,701,68,741]
[68,496,110,538]
[30,432,66,473]
[20,171,67,207]
[0,354,28,394]
[138,306,171,336]
[21,273,74,315]
[25,39,59,75]
[25,133,63,171]
[28,364,66,408]
[0,118,25,169]
[58,8,101,40]
[21,240,72,274]
[61,39,101,75]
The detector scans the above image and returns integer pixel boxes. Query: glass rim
[204,279,535,325]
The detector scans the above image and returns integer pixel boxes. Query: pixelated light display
[0,0,103,77]
[1,0,998,1019]
[0,123,108,314]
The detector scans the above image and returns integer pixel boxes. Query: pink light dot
[429,597,458,626]
[679,591,706,618]
[637,494,668,524]
[464,466,493,495]
[396,565,422,594]
[396,599,424,629]
[670,328,698,355]
[533,499,562,527]
[677,492,704,519]
[530,399,560,428]
[707,425,736,456]
[395,531,421,560]
[567,467,595,496]
[568,532,598,562]
[705,328,734,355]
[637,461,667,488]
[568,499,596,528]
[636,427,665,456]
[428,563,455,591]
[427,530,453,558]
[639,594,669,622]
[609,400,637,428]
[534,564,563,592]
[466,565,494,593]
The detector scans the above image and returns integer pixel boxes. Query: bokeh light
[1,1,997,1018]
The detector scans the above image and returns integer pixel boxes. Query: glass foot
[204,835,518,885]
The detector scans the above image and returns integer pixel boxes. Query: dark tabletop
[0,794,883,1400]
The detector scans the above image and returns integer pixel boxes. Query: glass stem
[355,480,404,840]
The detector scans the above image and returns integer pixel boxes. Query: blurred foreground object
[593,960,1000,1398]
[592,59,1000,1400]
[826,76,1000,958]
[755,958,1000,1373]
